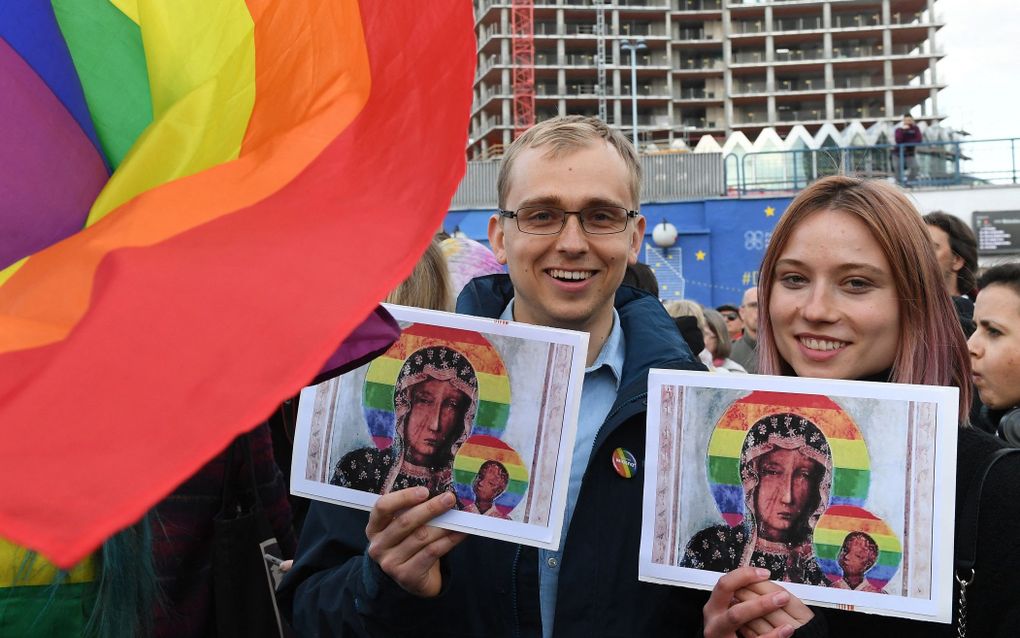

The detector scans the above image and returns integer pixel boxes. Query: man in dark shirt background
[894,113,923,183]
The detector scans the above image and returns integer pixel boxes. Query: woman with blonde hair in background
[385,239,453,312]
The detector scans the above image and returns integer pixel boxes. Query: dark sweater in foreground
[795,426,1020,637]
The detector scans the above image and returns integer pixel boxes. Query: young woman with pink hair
[700,176,1020,638]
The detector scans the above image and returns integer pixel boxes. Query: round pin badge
[611,447,637,478]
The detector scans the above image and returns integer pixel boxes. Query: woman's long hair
[757,176,971,422]
[385,239,453,311]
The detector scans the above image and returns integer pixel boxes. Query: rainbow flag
[363,323,512,447]
[453,435,529,518]
[0,0,474,568]
[814,505,902,590]
[707,391,871,527]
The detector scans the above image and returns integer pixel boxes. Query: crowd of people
[7,115,1020,637]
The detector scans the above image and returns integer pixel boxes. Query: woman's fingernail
[756,568,771,578]
[443,491,456,506]
[416,487,430,499]
[772,592,790,606]
[779,625,795,637]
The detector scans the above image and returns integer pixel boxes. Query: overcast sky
[935,0,1020,140]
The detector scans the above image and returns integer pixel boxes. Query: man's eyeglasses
[722,313,739,321]
[498,206,638,235]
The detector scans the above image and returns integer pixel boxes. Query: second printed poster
[640,370,958,624]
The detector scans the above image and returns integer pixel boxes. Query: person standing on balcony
[894,113,923,183]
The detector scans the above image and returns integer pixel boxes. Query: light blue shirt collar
[500,298,625,637]
[499,299,624,388]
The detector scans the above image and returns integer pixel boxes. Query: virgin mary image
[331,345,479,497]
[681,412,832,585]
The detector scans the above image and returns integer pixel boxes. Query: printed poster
[292,304,588,549]
[639,370,958,623]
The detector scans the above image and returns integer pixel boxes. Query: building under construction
[470,0,943,159]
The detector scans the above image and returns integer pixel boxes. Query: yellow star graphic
[765,206,776,217]
[695,250,706,261]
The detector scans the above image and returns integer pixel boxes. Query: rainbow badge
[612,447,638,479]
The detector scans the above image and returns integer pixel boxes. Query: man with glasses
[282,116,705,636]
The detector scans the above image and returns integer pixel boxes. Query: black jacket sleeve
[277,502,452,637]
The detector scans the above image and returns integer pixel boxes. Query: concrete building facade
[470,0,943,159]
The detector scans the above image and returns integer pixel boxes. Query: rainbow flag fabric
[0,0,474,568]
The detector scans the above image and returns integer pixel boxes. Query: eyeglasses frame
[497,206,639,236]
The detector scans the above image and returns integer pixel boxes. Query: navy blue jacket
[279,276,707,637]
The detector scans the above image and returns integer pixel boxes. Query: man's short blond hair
[496,116,641,209]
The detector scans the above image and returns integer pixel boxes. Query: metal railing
[674,0,722,11]
[773,16,823,31]
[450,152,727,209]
[674,57,724,70]
[724,139,1020,195]
[675,87,717,99]
[831,13,882,29]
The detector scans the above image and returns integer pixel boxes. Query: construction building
[470,0,943,159]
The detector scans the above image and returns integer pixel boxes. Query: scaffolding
[511,0,535,137]
[596,1,607,122]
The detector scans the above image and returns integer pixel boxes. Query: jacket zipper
[512,543,522,638]
[514,377,673,631]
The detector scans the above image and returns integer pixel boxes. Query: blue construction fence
[443,195,794,309]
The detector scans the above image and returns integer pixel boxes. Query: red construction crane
[511,0,535,138]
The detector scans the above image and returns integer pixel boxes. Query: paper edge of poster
[289,304,589,551]
[637,369,958,624]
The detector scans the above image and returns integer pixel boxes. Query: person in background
[622,261,660,298]
[923,212,978,336]
[154,424,296,637]
[664,299,714,369]
[386,239,453,311]
[271,239,457,565]
[730,286,760,373]
[272,238,455,519]
[717,303,744,341]
[968,262,1020,446]
[703,308,748,373]
[0,524,155,638]
[701,175,1020,638]
[894,113,923,183]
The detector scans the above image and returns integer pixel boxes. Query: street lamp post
[620,38,647,150]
